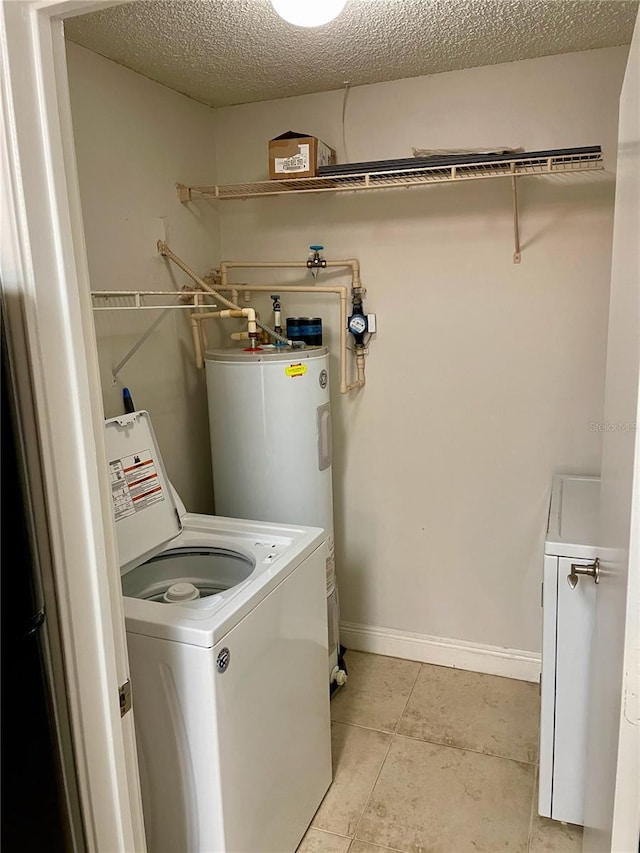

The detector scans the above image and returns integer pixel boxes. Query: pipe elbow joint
[244,307,257,336]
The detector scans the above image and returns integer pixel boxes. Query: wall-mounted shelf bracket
[177,183,192,203]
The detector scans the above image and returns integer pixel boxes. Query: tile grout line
[333,717,539,767]
[347,836,407,853]
[309,827,353,841]
[331,719,396,735]
[346,733,395,853]
[346,662,424,852]
[393,729,539,766]
[394,662,423,735]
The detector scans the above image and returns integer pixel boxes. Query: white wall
[214,47,629,654]
[66,42,220,512]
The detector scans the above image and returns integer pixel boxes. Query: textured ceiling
[65,0,639,107]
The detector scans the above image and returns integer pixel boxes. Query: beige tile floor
[298,651,583,853]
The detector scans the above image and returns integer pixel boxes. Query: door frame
[583,16,640,851]
[3,2,639,851]
[1,1,145,849]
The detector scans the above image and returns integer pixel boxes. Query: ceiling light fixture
[270,0,347,28]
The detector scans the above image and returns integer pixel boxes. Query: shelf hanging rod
[511,165,521,265]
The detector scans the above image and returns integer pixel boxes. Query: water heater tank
[205,346,341,680]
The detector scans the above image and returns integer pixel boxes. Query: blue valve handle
[309,245,324,251]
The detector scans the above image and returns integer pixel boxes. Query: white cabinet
[539,474,600,826]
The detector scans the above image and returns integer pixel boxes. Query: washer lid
[104,411,182,574]
[545,474,600,558]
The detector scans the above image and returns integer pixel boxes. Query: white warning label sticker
[274,143,310,174]
[109,449,164,521]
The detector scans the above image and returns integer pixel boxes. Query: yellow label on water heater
[285,363,307,378]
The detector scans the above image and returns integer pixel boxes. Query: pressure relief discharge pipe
[190,308,257,368]
[157,241,300,351]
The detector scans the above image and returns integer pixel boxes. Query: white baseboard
[339,622,541,683]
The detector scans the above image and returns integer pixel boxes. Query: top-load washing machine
[105,411,332,853]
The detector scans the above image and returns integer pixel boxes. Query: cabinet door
[539,555,558,818]
[553,556,597,825]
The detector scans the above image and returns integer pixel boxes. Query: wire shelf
[91,290,215,311]
[177,149,604,202]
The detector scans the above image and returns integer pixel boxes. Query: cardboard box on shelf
[268,131,336,180]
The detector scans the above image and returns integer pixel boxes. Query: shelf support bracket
[177,183,191,203]
[111,302,176,383]
[511,173,521,264]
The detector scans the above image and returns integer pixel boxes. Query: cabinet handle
[567,558,600,589]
